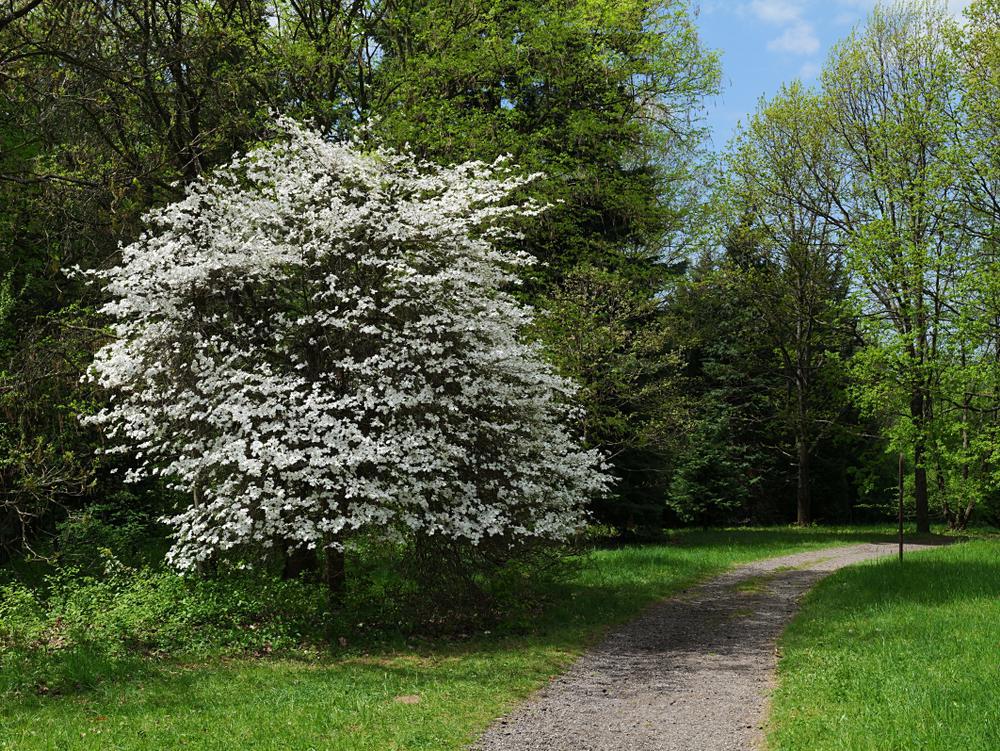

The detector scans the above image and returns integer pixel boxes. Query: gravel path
[474,542,937,751]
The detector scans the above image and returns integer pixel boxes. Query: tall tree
[935,0,1000,528]
[369,0,720,530]
[810,2,963,533]
[665,250,788,525]
[726,83,853,525]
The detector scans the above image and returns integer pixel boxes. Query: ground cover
[0,526,911,751]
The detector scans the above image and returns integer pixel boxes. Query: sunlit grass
[768,538,1000,751]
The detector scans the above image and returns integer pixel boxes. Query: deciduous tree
[82,121,609,575]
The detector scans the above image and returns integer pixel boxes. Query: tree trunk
[796,437,811,525]
[913,452,930,534]
[323,547,346,597]
[282,547,318,580]
[958,499,975,531]
[911,389,930,534]
[913,458,931,534]
[937,462,954,529]
[958,387,974,530]
[898,452,904,562]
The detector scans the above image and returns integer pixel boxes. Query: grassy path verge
[1,526,899,751]
[768,538,1000,751]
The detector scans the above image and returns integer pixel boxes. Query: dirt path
[474,542,937,751]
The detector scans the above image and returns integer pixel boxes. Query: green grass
[768,538,1000,751]
[0,525,908,751]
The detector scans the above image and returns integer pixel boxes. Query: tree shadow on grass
[800,544,1000,612]
[0,642,159,699]
[661,526,944,550]
[1,651,561,751]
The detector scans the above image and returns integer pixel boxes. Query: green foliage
[0,0,993,566]
[0,554,330,695]
[373,0,720,279]
[535,266,688,531]
[0,302,104,556]
[665,256,792,522]
[369,0,720,530]
[724,81,857,524]
[0,581,45,648]
[706,1,1000,532]
[0,532,581,695]
[0,0,722,548]
[53,496,165,573]
[819,3,969,532]
[666,404,750,526]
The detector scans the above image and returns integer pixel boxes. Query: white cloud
[768,21,820,53]
[749,0,802,23]
[744,0,820,56]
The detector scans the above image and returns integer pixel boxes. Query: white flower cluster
[83,119,610,570]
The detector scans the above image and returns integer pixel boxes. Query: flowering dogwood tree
[81,120,609,572]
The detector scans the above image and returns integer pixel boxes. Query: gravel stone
[473,542,937,751]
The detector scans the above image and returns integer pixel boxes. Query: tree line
[724,0,999,533]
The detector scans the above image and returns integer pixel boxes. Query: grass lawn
[0,526,905,751]
[768,538,1000,751]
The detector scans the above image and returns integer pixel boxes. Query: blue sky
[693,0,973,148]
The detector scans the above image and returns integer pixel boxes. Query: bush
[54,495,164,573]
[49,555,328,654]
[0,552,329,695]
[0,535,578,696]
[0,582,45,648]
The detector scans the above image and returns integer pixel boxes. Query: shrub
[0,553,329,695]
[54,495,165,573]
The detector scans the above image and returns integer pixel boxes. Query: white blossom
[82,119,610,570]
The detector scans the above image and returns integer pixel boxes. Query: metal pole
[898,452,904,562]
